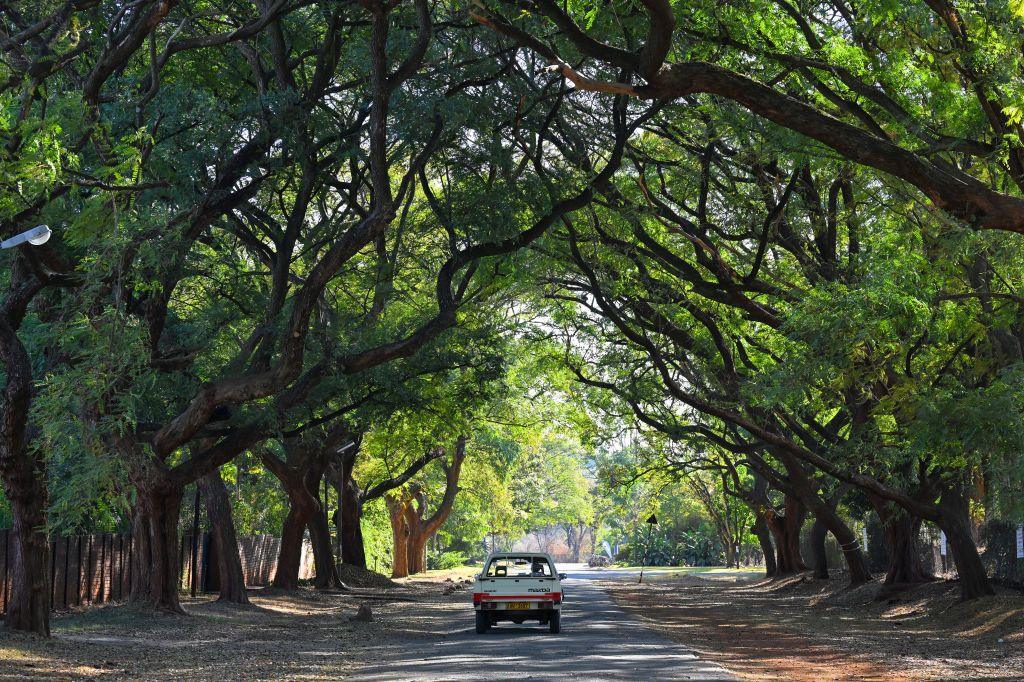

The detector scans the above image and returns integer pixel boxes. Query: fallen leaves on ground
[605,571,1024,681]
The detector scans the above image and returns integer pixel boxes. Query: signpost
[1016,524,1023,560]
[637,514,658,584]
[940,531,947,557]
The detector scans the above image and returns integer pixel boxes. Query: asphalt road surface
[355,565,736,681]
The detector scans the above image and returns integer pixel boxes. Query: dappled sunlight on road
[355,567,735,681]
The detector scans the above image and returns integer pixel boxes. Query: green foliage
[7,0,1024,598]
[429,550,469,570]
[361,500,395,575]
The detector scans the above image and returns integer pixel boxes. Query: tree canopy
[1,0,1022,637]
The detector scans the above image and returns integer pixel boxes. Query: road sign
[1016,524,1023,560]
[940,531,947,556]
[638,515,658,584]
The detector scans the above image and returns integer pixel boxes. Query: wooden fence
[0,530,313,615]
[0,532,132,614]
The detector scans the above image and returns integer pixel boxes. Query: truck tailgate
[474,578,561,604]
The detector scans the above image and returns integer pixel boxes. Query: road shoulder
[604,571,1024,681]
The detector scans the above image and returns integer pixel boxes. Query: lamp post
[1,225,52,250]
[638,513,658,584]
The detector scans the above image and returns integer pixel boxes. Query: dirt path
[0,588,412,680]
[603,571,1024,681]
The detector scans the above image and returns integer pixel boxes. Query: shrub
[432,550,469,570]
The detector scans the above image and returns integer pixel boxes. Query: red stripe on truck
[473,593,561,600]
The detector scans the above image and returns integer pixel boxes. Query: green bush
[432,550,469,570]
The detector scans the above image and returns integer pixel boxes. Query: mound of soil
[337,563,402,589]
[658,573,711,587]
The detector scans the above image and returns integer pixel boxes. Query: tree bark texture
[197,469,250,604]
[752,513,777,578]
[2,472,50,634]
[401,436,467,576]
[129,480,186,614]
[937,482,994,600]
[387,493,411,579]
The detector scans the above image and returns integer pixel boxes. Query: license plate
[506,601,531,610]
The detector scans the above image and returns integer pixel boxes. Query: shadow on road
[355,568,734,681]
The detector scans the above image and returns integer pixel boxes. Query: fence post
[178,534,186,591]
[98,534,106,603]
[117,534,124,600]
[49,533,56,608]
[2,529,8,614]
[76,536,82,606]
[85,532,93,602]
[126,534,132,599]
[61,536,69,610]
[191,488,200,599]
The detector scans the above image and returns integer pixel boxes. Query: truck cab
[472,552,566,634]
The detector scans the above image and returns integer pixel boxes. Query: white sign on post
[940,531,947,557]
[1016,524,1023,560]
[862,526,869,552]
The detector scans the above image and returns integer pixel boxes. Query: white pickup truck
[472,552,566,634]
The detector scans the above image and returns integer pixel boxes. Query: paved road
[355,566,735,681]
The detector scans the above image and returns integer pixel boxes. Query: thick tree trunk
[405,496,428,575]
[783,494,806,572]
[809,519,829,579]
[338,454,367,567]
[886,516,929,584]
[0,295,49,635]
[937,484,994,600]
[807,499,873,585]
[130,483,186,613]
[775,451,871,586]
[3,472,50,635]
[197,470,249,604]
[270,460,337,589]
[305,463,343,589]
[403,436,467,576]
[765,494,806,575]
[723,539,737,569]
[308,509,343,589]
[752,513,777,578]
[268,465,312,590]
[873,500,932,586]
[273,504,307,589]
[406,531,427,575]
[387,495,410,579]
[766,516,800,574]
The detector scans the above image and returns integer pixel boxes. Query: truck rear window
[485,556,554,577]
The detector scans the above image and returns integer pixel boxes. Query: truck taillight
[472,593,484,606]
[552,593,562,604]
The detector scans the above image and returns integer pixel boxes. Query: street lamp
[1,225,52,250]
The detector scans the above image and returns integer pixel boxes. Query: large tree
[474,0,1024,232]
